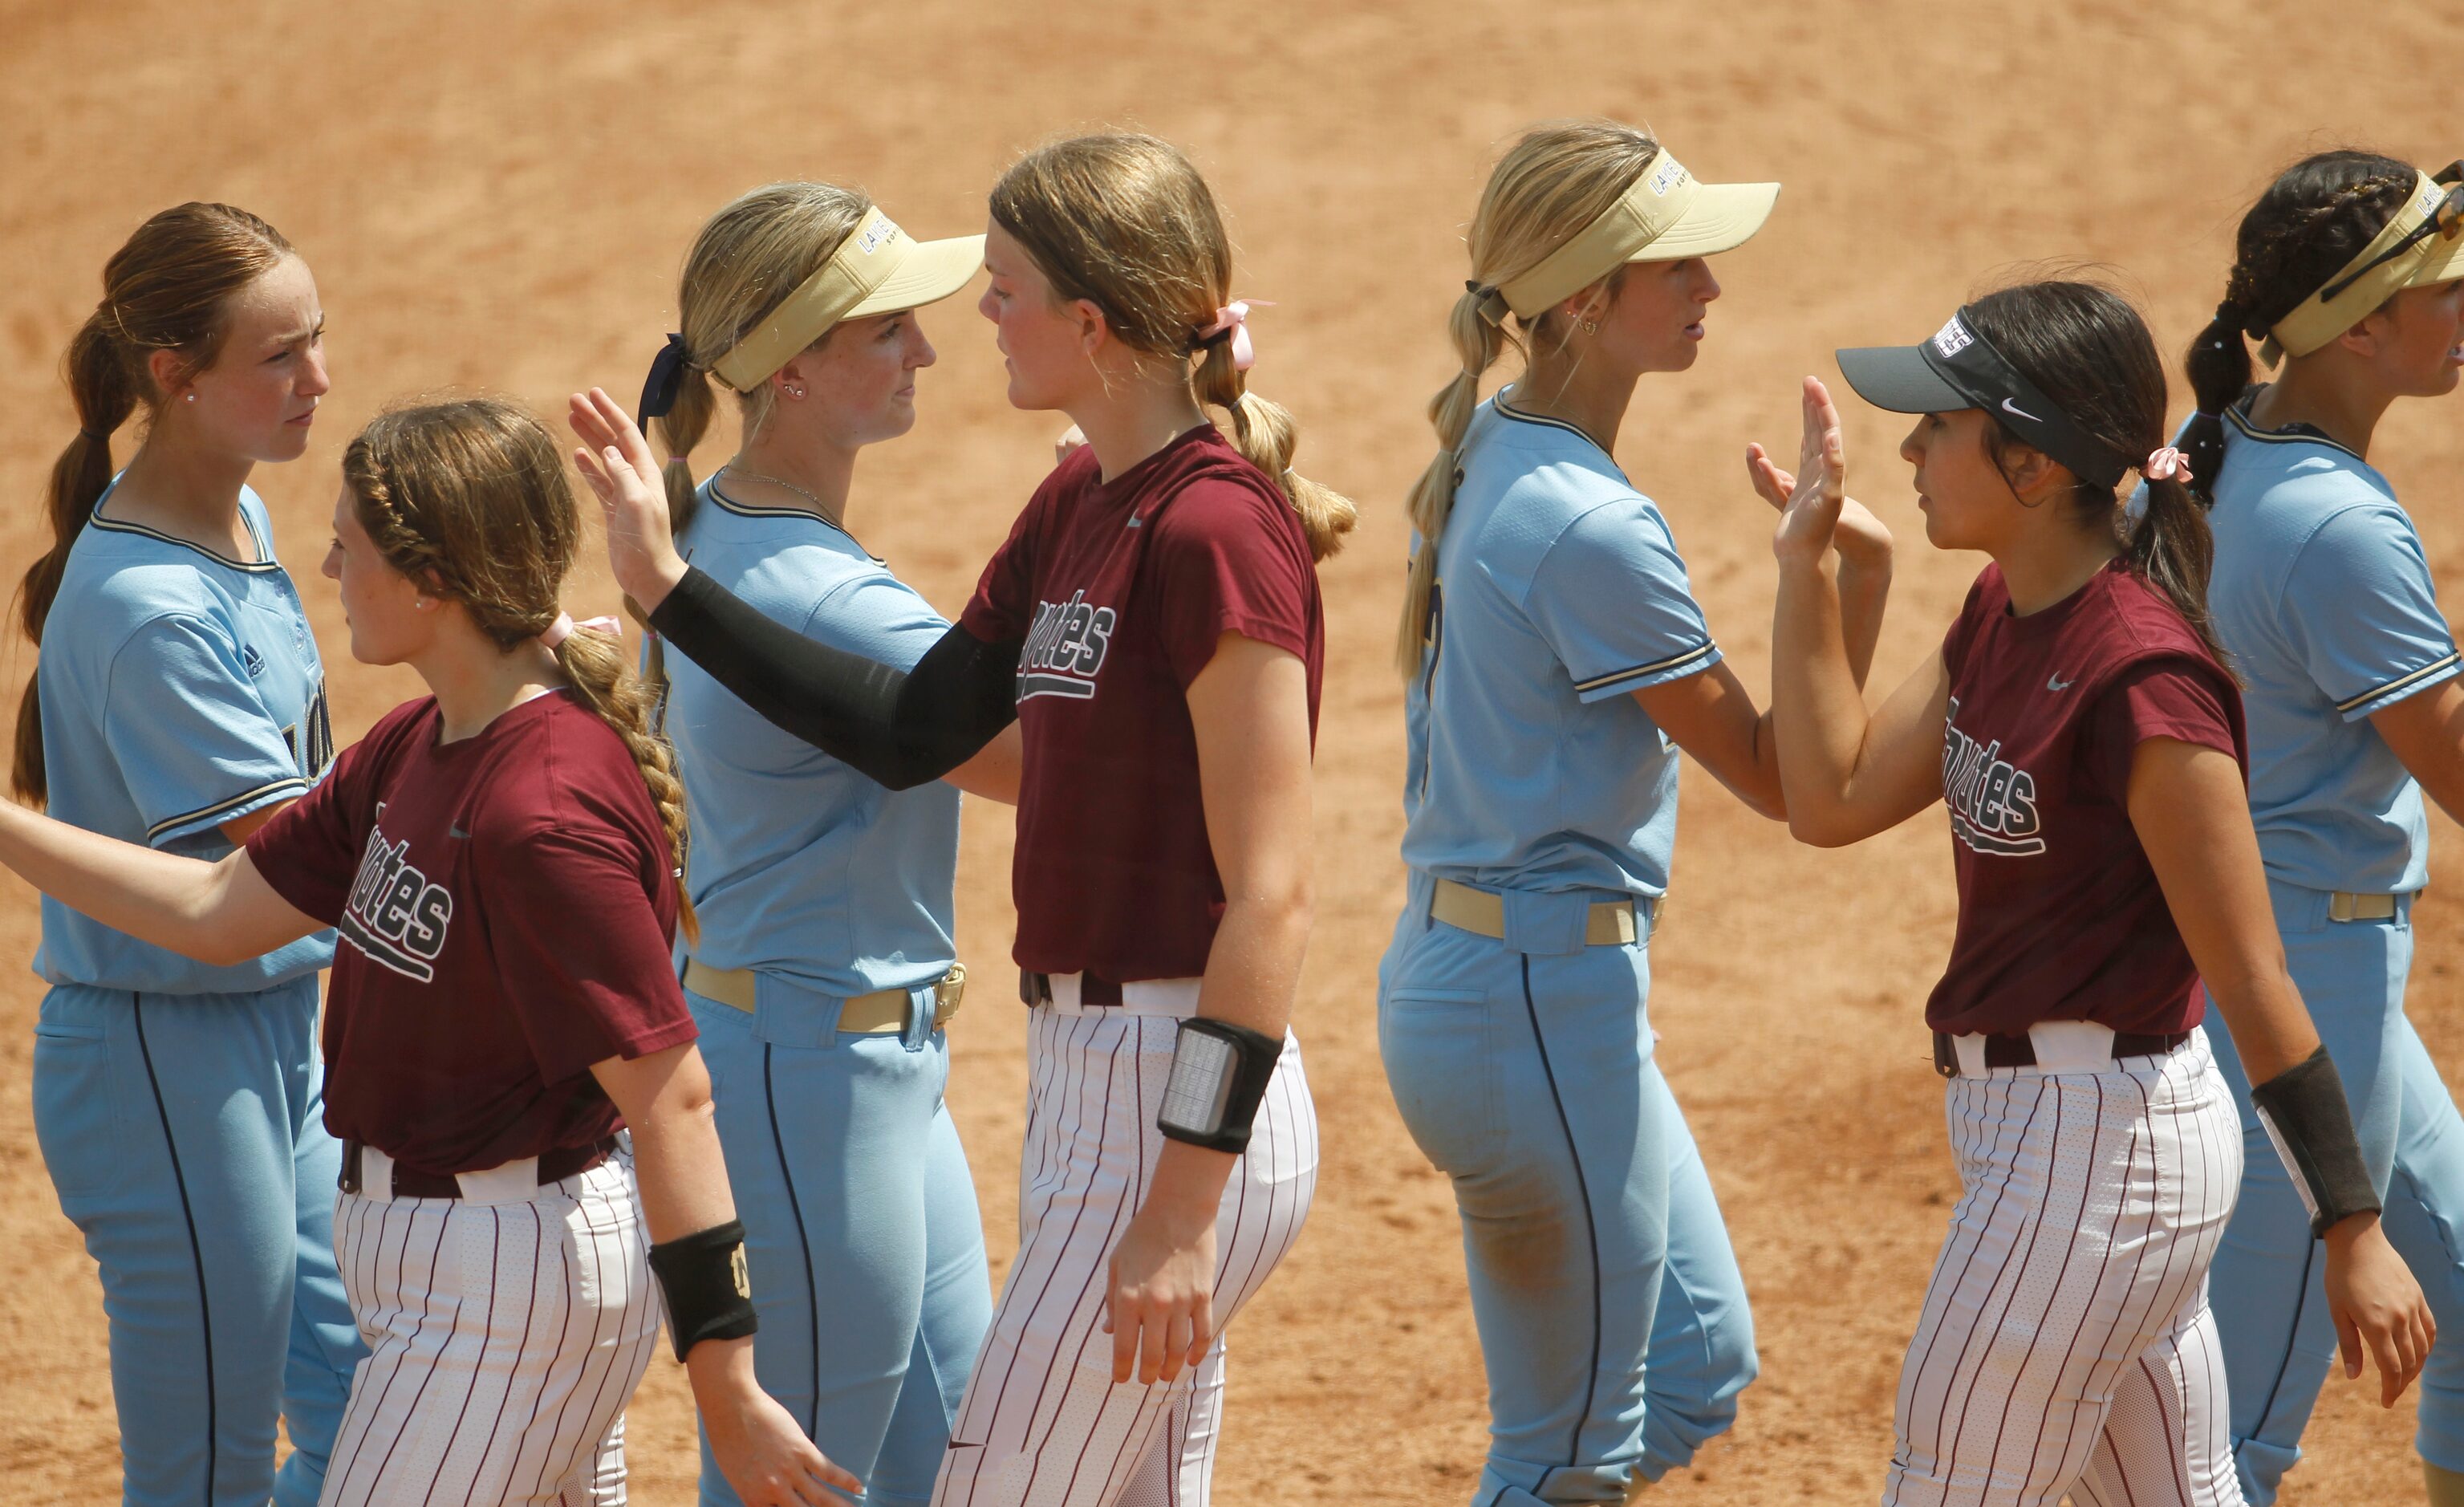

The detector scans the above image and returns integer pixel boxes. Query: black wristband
[2249,1046,2381,1238]
[1156,1018,1281,1155]
[647,1218,757,1361]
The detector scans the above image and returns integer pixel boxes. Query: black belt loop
[1017,969,1122,1008]
[339,1138,363,1195]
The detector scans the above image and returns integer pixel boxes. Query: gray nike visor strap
[1836,307,2129,489]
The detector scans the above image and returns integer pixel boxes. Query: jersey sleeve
[2078,656,2245,806]
[245,725,384,924]
[103,612,311,846]
[2279,505,2460,721]
[1523,498,1719,702]
[803,571,954,675]
[960,467,1077,644]
[1144,477,1317,688]
[485,821,697,1086]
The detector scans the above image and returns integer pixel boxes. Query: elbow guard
[1156,1018,1282,1155]
[2249,1046,2381,1237]
[647,1218,758,1360]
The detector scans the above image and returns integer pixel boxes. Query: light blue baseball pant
[2206,881,2464,1502]
[30,975,363,1507]
[687,982,993,1507]
[1380,879,1759,1507]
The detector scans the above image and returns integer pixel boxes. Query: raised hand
[1754,376,1856,571]
[568,387,688,611]
[1744,398,1890,571]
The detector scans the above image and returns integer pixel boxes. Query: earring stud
[784,384,806,399]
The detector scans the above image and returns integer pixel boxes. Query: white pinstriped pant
[934,983,1318,1507]
[319,1146,663,1506]
[1886,1028,2245,1507]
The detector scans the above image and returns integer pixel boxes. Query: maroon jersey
[248,692,695,1176]
[1927,562,2246,1037]
[960,424,1324,981]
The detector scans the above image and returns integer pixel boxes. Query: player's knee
[1463,1204,1571,1290]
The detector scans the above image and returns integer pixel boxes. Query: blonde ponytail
[1394,286,1508,676]
[656,359,718,537]
[1191,339,1356,562]
[553,628,700,945]
[1395,119,1664,679]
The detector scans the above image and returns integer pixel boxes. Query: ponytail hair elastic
[540,612,622,652]
[1464,279,1511,327]
[1191,299,1269,372]
[637,332,693,433]
[2141,446,2194,484]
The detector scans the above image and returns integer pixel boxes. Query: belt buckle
[935,963,966,1026]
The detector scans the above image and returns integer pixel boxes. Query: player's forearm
[1769,555,1878,840]
[1837,553,1893,693]
[623,1080,740,1241]
[0,799,264,964]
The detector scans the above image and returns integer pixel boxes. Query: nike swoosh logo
[2048,675,2075,692]
[2002,397,2042,423]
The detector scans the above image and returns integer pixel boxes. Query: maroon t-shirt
[1927,562,2247,1037]
[248,692,696,1176]
[960,424,1324,981]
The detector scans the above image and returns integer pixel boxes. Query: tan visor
[711,207,986,391]
[2265,170,2464,364]
[1495,149,1780,319]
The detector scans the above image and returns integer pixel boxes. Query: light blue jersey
[27,479,358,1507]
[2204,401,2458,894]
[35,484,335,990]
[2194,395,2464,1503]
[658,477,988,1507]
[661,479,961,994]
[1382,392,1752,1506]
[1401,396,1720,900]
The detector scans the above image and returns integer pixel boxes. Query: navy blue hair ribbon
[637,332,692,436]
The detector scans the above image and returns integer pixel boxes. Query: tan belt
[1431,878,1646,948]
[684,958,965,1033]
[2328,891,2405,923]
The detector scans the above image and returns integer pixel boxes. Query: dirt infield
[2,2,2459,1501]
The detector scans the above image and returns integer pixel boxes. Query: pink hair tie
[1194,299,1273,372]
[2141,446,2194,484]
[539,612,621,651]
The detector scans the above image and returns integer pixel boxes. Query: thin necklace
[719,458,844,528]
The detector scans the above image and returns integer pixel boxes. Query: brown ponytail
[1966,281,2230,669]
[991,133,1357,563]
[343,398,698,942]
[2182,152,2414,502]
[16,203,294,803]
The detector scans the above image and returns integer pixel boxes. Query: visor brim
[843,234,988,319]
[1835,344,1973,414]
[1628,181,1780,262]
[2410,230,2464,289]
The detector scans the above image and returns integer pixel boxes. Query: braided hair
[343,399,698,943]
[2182,151,2415,499]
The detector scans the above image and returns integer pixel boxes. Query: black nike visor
[1835,308,2129,489]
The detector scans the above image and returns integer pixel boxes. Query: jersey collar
[86,480,278,574]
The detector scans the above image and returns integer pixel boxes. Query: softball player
[16,202,362,1507]
[0,399,857,1507]
[1764,278,2429,1505]
[1378,121,1884,1506]
[2174,150,2464,1506]
[578,130,1346,1507]
[630,181,1011,1507]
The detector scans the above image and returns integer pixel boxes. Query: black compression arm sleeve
[647,565,1021,791]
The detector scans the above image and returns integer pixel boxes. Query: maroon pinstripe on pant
[319,1148,662,1506]
[1883,1028,2244,1507]
[935,985,1319,1507]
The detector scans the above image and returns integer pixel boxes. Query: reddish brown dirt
[2,2,2460,1501]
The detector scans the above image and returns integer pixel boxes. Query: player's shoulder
[470,692,653,837]
[2076,567,2224,676]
